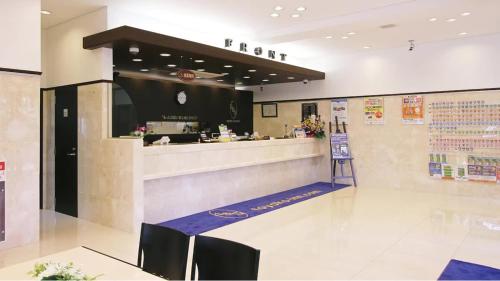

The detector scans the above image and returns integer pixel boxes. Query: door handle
[67,153,76,156]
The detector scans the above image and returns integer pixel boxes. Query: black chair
[191,235,260,280]
[137,223,190,280]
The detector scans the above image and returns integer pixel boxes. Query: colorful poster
[331,133,350,159]
[402,95,424,124]
[429,162,442,178]
[364,97,384,125]
[331,99,348,126]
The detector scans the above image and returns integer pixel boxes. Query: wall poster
[364,97,384,125]
[0,161,5,242]
[331,99,348,125]
[428,99,500,184]
[402,95,424,124]
[331,133,351,159]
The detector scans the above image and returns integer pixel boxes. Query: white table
[0,247,164,280]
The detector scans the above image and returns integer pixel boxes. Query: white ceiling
[42,0,500,56]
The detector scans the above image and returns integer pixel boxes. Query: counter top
[143,138,324,180]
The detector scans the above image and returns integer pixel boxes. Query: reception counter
[142,138,327,224]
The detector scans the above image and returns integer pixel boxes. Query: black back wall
[112,76,253,137]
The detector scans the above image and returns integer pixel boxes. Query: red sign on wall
[0,162,4,171]
[176,69,196,82]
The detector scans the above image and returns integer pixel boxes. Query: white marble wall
[42,90,55,210]
[0,71,40,250]
[143,139,325,223]
[77,83,144,233]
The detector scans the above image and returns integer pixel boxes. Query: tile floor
[0,186,499,280]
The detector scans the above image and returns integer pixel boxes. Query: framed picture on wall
[261,103,278,118]
[302,103,318,121]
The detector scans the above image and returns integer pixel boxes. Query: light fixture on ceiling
[269,73,277,76]
[296,6,306,12]
[197,69,205,72]
[461,12,471,16]
[243,76,251,79]
[140,69,149,72]
[363,46,371,49]
[194,59,204,63]
[160,53,171,57]
[262,79,269,82]
[41,10,51,15]
[446,18,456,22]
[291,14,300,18]
[270,13,279,18]
[288,77,295,80]
[196,76,201,79]
[429,17,438,22]
[217,79,224,82]
[347,32,356,35]
[248,69,257,72]
[458,32,468,36]
[132,58,142,62]
[408,40,415,51]
[167,64,176,67]
[222,72,229,75]
[170,72,177,75]
[325,35,333,39]
[224,65,233,68]
[274,6,284,11]
[236,82,243,85]
[341,36,349,39]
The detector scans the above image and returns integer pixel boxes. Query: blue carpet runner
[159,182,350,235]
[439,260,500,280]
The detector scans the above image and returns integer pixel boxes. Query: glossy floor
[1,186,499,280]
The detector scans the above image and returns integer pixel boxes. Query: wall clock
[177,91,187,105]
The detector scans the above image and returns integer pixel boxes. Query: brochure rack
[330,117,357,187]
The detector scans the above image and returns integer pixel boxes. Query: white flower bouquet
[29,262,100,281]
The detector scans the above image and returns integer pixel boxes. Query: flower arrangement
[301,115,326,139]
[130,125,148,138]
[29,262,100,281]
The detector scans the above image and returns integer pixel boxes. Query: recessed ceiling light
[459,32,468,36]
[325,35,333,39]
[160,53,171,57]
[224,65,233,68]
[170,72,177,76]
[447,18,456,22]
[248,69,257,72]
[262,79,269,82]
[271,13,279,18]
[461,12,471,16]
[296,6,306,12]
[274,6,284,11]
[269,73,277,76]
[167,64,176,68]
[222,72,229,75]
[429,17,438,22]
[140,69,149,72]
[217,79,224,82]
[363,46,372,49]
[196,76,201,79]
[236,82,243,85]
[243,76,251,79]
[288,77,295,80]
[41,10,51,15]
[341,36,349,39]
[197,69,205,72]
[132,58,142,62]
[194,59,204,63]
[347,32,356,35]
[291,14,300,18]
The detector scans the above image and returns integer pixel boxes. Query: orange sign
[402,95,424,124]
[176,69,196,82]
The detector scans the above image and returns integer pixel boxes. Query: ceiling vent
[380,24,397,29]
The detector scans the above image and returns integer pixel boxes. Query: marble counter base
[144,156,323,223]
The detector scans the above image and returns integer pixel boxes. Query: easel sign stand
[330,116,357,188]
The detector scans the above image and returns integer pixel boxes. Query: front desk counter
[142,138,328,223]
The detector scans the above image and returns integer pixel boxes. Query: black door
[55,86,78,217]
